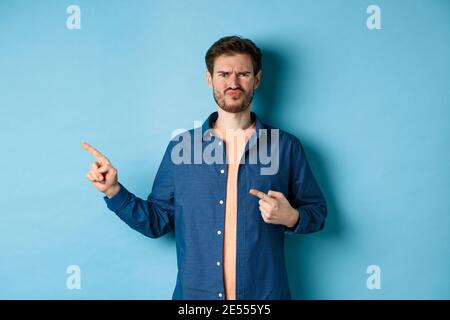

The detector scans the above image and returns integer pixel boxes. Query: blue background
[0,0,449,299]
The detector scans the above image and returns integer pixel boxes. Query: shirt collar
[201,110,265,141]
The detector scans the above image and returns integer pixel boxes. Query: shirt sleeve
[103,141,175,239]
[284,138,327,235]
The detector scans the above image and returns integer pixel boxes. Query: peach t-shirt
[212,121,256,300]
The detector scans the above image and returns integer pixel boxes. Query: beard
[213,86,254,114]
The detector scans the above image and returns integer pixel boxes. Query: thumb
[268,190,284,199]
[98,164,110,173]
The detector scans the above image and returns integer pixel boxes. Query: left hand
[249,189,300,228]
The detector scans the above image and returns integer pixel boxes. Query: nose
[228,73,240,89]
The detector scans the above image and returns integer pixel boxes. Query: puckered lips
[226,89,242,97]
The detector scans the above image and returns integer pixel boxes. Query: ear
[206,69,213,88]
[254,70,262,90]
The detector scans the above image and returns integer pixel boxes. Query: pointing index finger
[249,188,278,206]
[81,142,109,163]
[249,188,267,200]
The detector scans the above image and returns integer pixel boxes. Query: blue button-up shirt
[104,111,327,300]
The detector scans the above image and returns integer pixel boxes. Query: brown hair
[205,35,262,75]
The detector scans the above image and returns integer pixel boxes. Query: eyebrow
[216,70,252,74]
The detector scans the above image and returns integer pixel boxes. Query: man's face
[207,53,261,113]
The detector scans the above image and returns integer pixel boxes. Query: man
[82,35,327,300]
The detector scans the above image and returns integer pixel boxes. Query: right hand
[81,142,120,198]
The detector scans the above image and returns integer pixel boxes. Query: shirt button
[216,261,221,266]
[218,141,222,146]
[217,230,222,235]
[219,200,223,205]
[218,293,223,298]
[220,169,224,174]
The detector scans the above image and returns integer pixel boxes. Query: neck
[214,107,253,131]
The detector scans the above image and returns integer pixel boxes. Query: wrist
[105,184,120,199]
[286,208,300,228]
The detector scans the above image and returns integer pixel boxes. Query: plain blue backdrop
[0,0,449,299]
